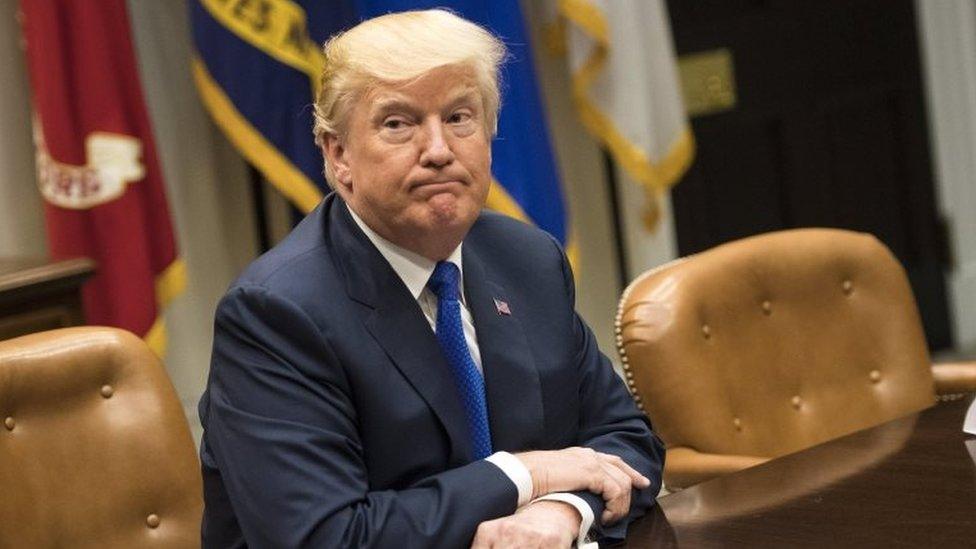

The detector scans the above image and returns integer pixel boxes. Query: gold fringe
[557,0,695,230]
[485,180,531,222]
[144,258,187,358]
[486,180,579,273]
[191,56,324,213]
[155,258,187,310]
[144,316,168,358]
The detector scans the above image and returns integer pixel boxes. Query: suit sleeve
[551,238,667,544]
[201,285,518,548]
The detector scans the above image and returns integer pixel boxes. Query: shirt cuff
[531,493,596,548]
[484,451,532,507]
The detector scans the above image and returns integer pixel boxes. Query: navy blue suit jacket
[199,194,664,548]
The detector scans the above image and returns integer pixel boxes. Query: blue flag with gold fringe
[191,0,569,254]
[190,0,355,212]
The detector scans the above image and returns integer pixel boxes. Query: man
[199,9,664,548]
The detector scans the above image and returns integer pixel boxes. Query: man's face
[325,64,492,257]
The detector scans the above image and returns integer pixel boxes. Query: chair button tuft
[791,395,802,410]
[100,384,114,398]
[869,369,881,383]
[701,324,711,339]
[3,417,14,431]
[146,514,160,529]
[733,417,742,431]
[842,280,853,295]
[762,300,772,315]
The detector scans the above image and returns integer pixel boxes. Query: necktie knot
[428,261,460,301]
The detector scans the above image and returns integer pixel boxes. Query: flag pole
[248,165,271,254]
[602,149,631,292]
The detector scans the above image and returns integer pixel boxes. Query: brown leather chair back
[617,229,936,462]
[0,327,202,548]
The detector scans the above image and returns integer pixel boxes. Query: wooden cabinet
[0,257,95,341]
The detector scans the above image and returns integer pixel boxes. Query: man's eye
[448,112,472,124]
[383,118,408,130]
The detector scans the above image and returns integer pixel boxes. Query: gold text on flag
[201,0,325,93]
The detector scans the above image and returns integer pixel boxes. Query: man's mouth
[410,179,464,191]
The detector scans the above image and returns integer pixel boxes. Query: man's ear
[322,133,352,191]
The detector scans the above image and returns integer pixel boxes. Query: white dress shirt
[348,207,595,547]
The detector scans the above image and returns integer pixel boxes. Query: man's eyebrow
[370,97,419,115]
[445,87,481,107]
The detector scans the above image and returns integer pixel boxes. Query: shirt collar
[347,204,464,300]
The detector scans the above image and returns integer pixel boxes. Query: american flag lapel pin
[493,298,511,316]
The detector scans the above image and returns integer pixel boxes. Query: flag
[556,0,694,228]
[19,0,185,356]
[355,0,572,258]
[190,0,357,213]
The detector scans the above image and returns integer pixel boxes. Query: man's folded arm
[568,312,666,544]
[553,236,667,544]
[201,285,519,548]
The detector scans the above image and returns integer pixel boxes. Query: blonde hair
[312,9,507,149]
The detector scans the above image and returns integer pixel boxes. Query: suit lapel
[363,299,475,464]
[463,245,545,453]
[330,199,473,464]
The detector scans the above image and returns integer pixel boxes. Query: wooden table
[0,257,95,341]
[623,396,976,547]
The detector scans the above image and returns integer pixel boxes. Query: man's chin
[422,195,479,227]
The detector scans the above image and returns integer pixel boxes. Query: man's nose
[418,117,455,167]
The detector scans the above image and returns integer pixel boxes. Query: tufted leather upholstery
[617,228,976,489]
[0,327,202,548]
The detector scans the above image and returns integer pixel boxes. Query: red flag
[19,0,184,356]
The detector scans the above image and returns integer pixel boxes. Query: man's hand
[471,500,580,549]
[515,447,650,524]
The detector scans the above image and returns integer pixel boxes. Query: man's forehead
[364,70,482,110]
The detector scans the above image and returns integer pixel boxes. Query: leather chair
[615,228,976,490]
[0,327,202,547]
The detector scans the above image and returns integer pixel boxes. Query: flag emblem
[493,298,511,316]
[34,128,146,210]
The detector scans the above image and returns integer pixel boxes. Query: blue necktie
[427,261,493,460]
